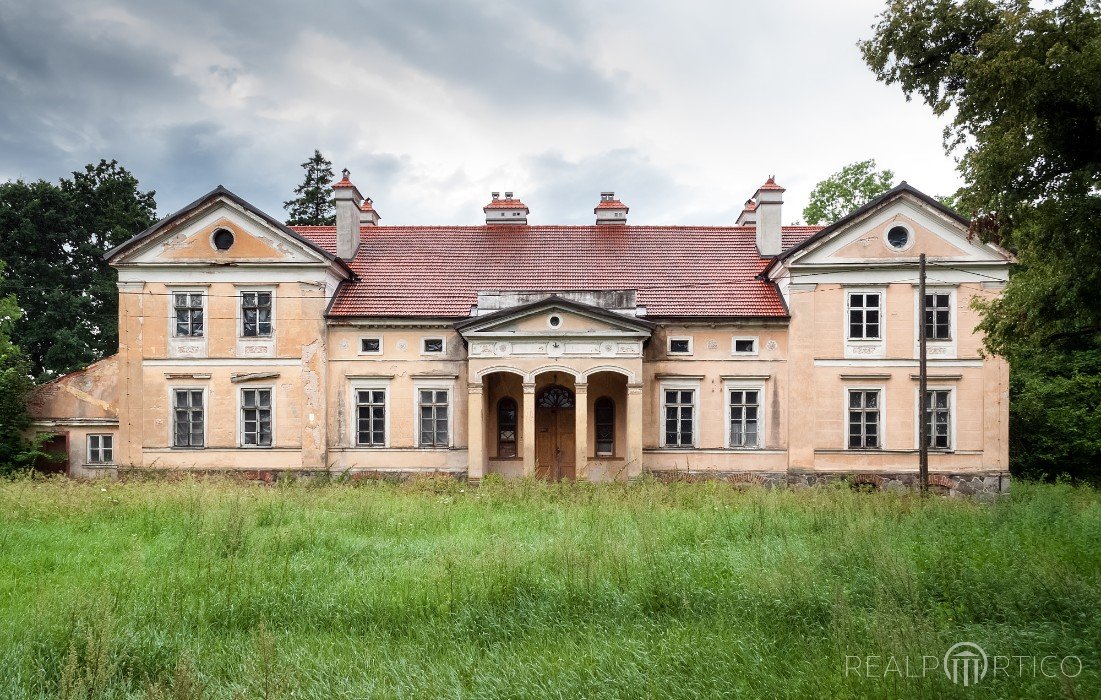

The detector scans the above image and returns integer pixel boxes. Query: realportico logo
[844,641,1083,686]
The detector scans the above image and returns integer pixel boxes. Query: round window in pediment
[212,228,235,250]
[886,225,911,250]
[548,314,562,328]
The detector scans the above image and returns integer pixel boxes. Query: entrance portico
[458,296,652,482]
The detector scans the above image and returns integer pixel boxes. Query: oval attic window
[212,228,235,250]
[886,225,910,250]
[548,315,562,328]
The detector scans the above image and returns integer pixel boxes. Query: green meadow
[0,476,1097,699]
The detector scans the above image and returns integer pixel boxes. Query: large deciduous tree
[861,0,1101,479]
[284,150,336,226]
[0,267,36,470]
[802,159,896,225]
[0,160,156,379]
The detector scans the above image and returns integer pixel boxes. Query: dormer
[594,191,628,225]
[484,191,529,225]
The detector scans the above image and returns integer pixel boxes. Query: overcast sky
[0,0,961,226]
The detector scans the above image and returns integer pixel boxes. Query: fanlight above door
[537,385,575,409]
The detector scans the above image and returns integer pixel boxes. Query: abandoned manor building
[28,172,1014,492]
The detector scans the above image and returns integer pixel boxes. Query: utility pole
[918,253,929,494]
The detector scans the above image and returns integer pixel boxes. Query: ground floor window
[418,388,450,447]
[728,389,760,448]
[173,389,204,448]
[594,397,615,456]
[847,390,881,449]
[497,397,517,457]
[87,434,113,464]
[663,388,695,447]
[241,388,273,447]
[924,389,952,450]
[356,389,387,446]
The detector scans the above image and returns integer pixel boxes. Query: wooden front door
[535,385,576,481]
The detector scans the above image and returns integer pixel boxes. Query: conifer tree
[284,150,337,226]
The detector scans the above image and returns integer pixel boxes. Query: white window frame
[667,336,694,356]
[87,434,114,464]
[915,386,956,452]
[723,379,765,449]
[659,379,700,448]
[413,379,454,448]
[351,378,390,447]
[170,386,207,449]
[731,336,759,356]
[237,286,276,339]
[238,385,275,448]
[421,336,446,355]
[846,289,884,341]
[169,288,206,339]
[845,386,886,451]
[359,336,383,355]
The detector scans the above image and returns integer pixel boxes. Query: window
[886,225,910,249]
[87,434,113,464]
[924,389,951,450]
[728,389,760,448]
[418,389,450,447]
[241,388,273,447]
[173,389,204,448]
[356,389,386,446]
[212,228,235,250]
[663,389,695,447]
[497,397,518,458]
[173,292,204,337]
[668,337,692,354]
[924,293,951,340]
[422,337,444,354]
[360,337,382,354]
[241,291,273,337]
[548,315,562,328]
[594,397,615,456]
[848,292,881,340]
[732,337,758,355]
[848,390,881,449]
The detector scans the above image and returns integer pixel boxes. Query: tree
[802,160,896,225]
[0,266,37,471]
[284,150,336,226]
[0,160,156,379]
[861,0,1101,479]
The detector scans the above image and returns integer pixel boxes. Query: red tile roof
[293,225,820,319]
[757,176,785,192]
[360,198,377,212]
[741,199,757,212]
[595,199,628,209]
[484,197,529,210]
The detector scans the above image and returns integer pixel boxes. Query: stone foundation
[647,469,1010,496]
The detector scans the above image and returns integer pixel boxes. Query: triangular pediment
[105,187,346,271]
[456,296,654,338]
[778,184,1012,269]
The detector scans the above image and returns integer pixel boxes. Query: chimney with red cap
[484,191,529,225]
[333,168,364,260]
[753,176,784,256]
[594,191,628,225]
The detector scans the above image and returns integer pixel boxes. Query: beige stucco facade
[28,182,1013,492]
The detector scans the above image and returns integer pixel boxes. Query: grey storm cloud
[0,0,962,225]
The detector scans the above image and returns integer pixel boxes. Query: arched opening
[534,380,576,481]
[482,370,525,478]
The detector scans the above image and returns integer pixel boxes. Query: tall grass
[0,476,1097,698]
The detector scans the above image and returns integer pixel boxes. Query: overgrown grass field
[0,477,1097,699]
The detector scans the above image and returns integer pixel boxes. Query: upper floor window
[924,389,952,450]
[924,293,951,340]
[497,397,518,458]
[848,292,881,340]
[594,397,615,456]
[241,388,273,447]
[241,291,273,337]
[732,337,758,355]
[668,337,692,355]
[360,337,382,354]
[728,389,760,448]
[847,389,881,449]
[422,337,445,354]
[87,434,113,464]
[173,389,204,448]
[173,292,204,337]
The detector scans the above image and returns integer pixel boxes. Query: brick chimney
[333,168,363,260]
[753,176,784,256]
[484,191,529,225]
[594,191,628,225]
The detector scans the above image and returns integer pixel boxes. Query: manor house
[28,172,1013,493]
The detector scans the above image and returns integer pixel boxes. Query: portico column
[522,382,537,477]
[626,383,644,480]
[574,382,588,480]
[467,381,485,482]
